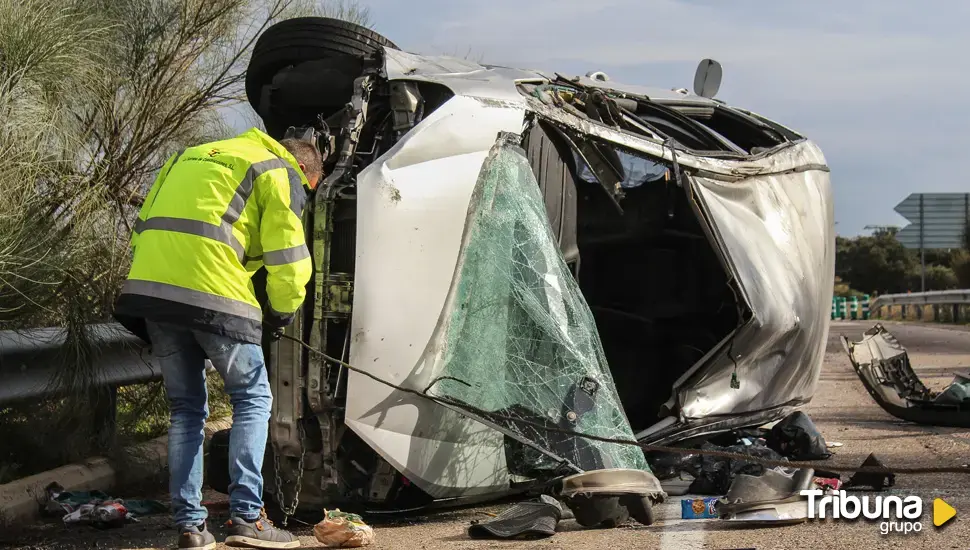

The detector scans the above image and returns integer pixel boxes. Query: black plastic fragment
[467,495,563,539]
[765,411,831,461]
[844,453,895,491]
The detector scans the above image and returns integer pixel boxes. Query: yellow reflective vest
[114,128,312,344]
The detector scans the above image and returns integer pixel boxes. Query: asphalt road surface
[4,320,970,550]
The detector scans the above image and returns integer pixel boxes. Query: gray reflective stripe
[263,244,310,266]
[134,217,245,261]
[244,255,263,264]
[122,280,262,320]
[223,158,293,224]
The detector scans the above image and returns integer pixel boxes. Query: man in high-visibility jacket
[115,127,321,550]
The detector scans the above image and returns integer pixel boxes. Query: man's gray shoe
[224,515,300,549]
[177,522,216,550]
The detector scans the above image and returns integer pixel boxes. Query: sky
[272,0,970,236]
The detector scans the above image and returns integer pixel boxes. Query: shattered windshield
[426,132,650,477]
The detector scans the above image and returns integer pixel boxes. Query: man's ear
[298,162,307,173]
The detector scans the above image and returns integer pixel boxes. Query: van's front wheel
[245,16,398,127]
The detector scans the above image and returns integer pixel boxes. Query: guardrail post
[862,295,870,320]
[91,387,118,452]
[850,296,860,320]
[956,304,963,324]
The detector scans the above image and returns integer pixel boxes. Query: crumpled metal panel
[515,86,834,426]
[381,47,713,106]
[345,94,527,498]
[382,48,538,104]
[678,141,834,419]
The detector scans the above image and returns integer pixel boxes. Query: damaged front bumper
[842,323,970,427]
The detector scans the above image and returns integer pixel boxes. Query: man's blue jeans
[146,321,272,528]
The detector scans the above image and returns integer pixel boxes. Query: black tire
[621,494,656,526]
[246,17,398,114]
[565,495,631,528]
[206,428,232,495]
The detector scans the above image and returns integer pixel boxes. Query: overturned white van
[207,17,835,520]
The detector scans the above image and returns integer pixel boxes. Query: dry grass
[0,0,375,484]
[0,379,232,485]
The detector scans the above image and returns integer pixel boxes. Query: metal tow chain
[272,422,306,527]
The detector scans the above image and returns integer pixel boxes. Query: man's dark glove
[264,309,293,341]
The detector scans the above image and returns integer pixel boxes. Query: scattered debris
[44,484,109,516]
[44,483,166,527]
[765,411,831,461]
[313,509,375,548]
[62,502,132,529]
[650,449,702,481]
[812,476,842,491]
[693,441,787,495]
[843,453,895,491]
[716,467,814,525]
[826,442,844,449]
[650,438,789,495]
[842,324,970,427]
[681,497,718,519]
[660,471,696,496]
[649,411,836,501]
[468,495,563,539]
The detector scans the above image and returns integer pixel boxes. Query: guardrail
[869,290,970,324]
[0,323,158,408]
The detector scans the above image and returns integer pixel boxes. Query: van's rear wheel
[245,17,398,116]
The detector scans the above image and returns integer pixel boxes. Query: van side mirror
[693,59,722,99]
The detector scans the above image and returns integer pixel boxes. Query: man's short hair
[280,138,323,181]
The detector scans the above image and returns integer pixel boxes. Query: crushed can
[681,497,719,519]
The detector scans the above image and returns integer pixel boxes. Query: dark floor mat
[467,495,563,539]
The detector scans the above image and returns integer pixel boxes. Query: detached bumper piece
[556,469,665,527]
[841,324,970,427]
[716,467,814,526]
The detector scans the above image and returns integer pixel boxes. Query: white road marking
[658,497,709,550]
